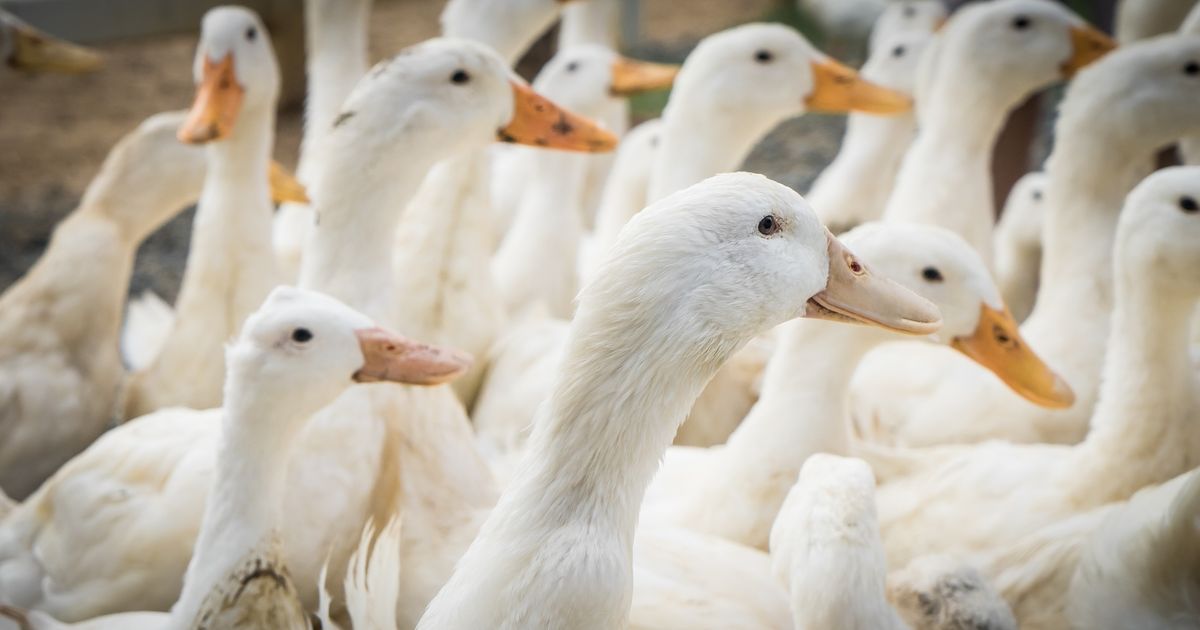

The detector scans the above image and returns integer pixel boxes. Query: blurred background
[0,0,1114,301]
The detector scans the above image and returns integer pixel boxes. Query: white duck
[416,171,942,629]
[770,454,1016,630]
[0,288,466,630]
[1178,4,1200,166]
[0,112,205,501]
[882,0,1114,261]
[992,172,1048,322]
[491,46,676,320]
[395,0,618,409]
[640,222,1067,550]
[123,8,284,419]
[871,165,1200,571]
[868,0,948,52]
[0,38,608,626]
[0,10,100,75]
[852,33,1200,447]
[1067,467,1200,630]
[272,0,373,281]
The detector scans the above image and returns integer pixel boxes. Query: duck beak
[353,328,473,386]
[805,230,943,335]
[951,305,1075,408]
[497,80,618,153]
[268,160,310,205]
[1061,24,1116,77]
[178,54,244,144]
[7,21,102,74]
[609,56,679,96]
[805,58,912,115]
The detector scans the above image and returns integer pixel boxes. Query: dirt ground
[0,0,839,300]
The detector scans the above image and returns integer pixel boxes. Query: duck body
[0,112,204,500]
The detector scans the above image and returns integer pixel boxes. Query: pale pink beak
[353,328,472,386]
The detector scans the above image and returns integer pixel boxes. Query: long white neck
[558,0,619,49]
[809,112,916,232]
[1071,273,1197,501]
[883,77,1013,260]
[492,151,587,319]
[785,523,907,630]
[1020,128,1154,394]
[299,131,441,327]
[709,321,889,544]
[648,106,781,203]
[173,377,304,625]
[297,0,371,182]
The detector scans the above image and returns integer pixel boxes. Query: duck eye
[451,69,470,84]
[892,45,906,58]
[754,50,774,64]
[1032,189,1043,201]
[1180,196,1199,213]
[921,266,944,282]
[291,328,313,343]
[757,215,779,235]
[245,27,257,42]
[566,61,580,72]
[1012,16,1031,30]
[1185,61,1200,76]
[903,5,916,18]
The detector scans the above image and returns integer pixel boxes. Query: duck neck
[884,82,1010,258]
[649,106,781,203]
[299,131,441,327]
[174,376,303,622]
[298,0,370,181]
[491,305,750,595]
[719,321,889,507]
[1075,275,1196,499]
[172,103,279,326]
[809,112,916,230]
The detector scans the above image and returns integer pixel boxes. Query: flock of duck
[1,0,1199,627]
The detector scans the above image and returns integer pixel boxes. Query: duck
[0,288,466,630]
[808,18,940,234]
[0,111,206,500]
[415,171,942,629]
[881,0,1114,261]
[992,172,1048,322]
[868,0,948,53]
[271,0,373,282]
[394,0,618,410]
[769,454,1016,630]
[1115,0,1197,43]
[1179,4,1200,166]
[851,33,1200,447]
[869,165,1200,574]
[491,45,677,322]
[1066,467,1200,630]
[0,10,100,75]
[122,8,285,419]
[639,221,1068,550]
[0,36,612,627]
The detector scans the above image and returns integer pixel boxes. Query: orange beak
[951,304,1075,408]
[353,328,472,386]
[6,19,102,73]
[178,54,244,144]
[1061,24,1116,77]
[609,56,680,96]
[497,81,618,153]
[805,57,912,115]
[268,160,309,205]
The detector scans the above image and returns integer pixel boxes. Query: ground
[0,0,850,299]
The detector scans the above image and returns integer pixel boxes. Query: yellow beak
[497,80,618,153]
[178,54,244,144]
[805,230,943,335]
[1061,24,1116,77]
[7,20,101,74]
[805,58,912,115]
[951,304,1075,408]
[268,161,309,205]
[609,56,680,96]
